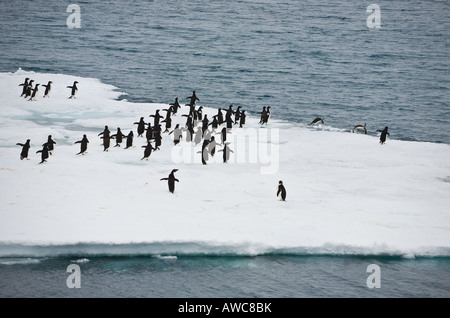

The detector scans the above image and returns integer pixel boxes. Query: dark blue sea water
[1,0,449,298]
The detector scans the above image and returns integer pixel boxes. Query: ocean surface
[1,0,449,298]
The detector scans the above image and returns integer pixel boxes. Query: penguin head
[279,180,283,185]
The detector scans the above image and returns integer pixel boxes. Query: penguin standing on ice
[258,107,267,124]
[218,142,234,163]
[75,134,89,155]
[111,127,126,147]
[209,116,219,131]
[98,125,113,152]
[125,131,134,149]
[160,169,179,193]
[19,78,29,97]
[16,139,31,160]
[145,123,154,142]
[36,144,49,164]
[153,125,162,150]
[24,80,34,99]
[239,110,246,128]
[161,116,172,133]
[67,81,78,99]
[217,127,231,145]
[169,97,181,115]
[208,136,218,157]
[201,114,209,135]
[150,109,164,127]
[277,181,286,201]
[234,106,242,125]
[141,141,156,160]
[217,108,224,125]
[199,139,210,165]
[43,135,56,155]
[169,124,183,145]
[28,84,40,101]
[194,127,203,146]
[42,81,52,98]
[134,117,147,137]
[309,117,324,125]
[186,91,199,111]
[379,126,390,145]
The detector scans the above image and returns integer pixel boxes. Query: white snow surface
[1,69,449,258]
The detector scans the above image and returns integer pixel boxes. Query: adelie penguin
[24,80,34,99]
[309,117,324,125]
[67,81,78,99]
[28,83,40,101]
[379,126,390,145]
[199,139,210,165]
[19,78,29,97]
[169,124,183,145]
[186,91,199,110]
[125,131,134,149]
[75,134,89,155]
[353,123,367,134]
[134,117,146,137]
[160,169,179,194]
[218,142,234,163]
[239,110,246,128]
[150,109,164,127]
[98,125,113,152]
[42,81,52,98]
[111,128,126,147]
[277,181,287,201]
[141,141,156,160]
[16,139,31,160]
[43,135,56,155]
[36,144,49,164]
[169,97,181,115]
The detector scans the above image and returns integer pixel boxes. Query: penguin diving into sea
[309,117,324,126]
[16,139,31,160]
[160,169,179,194]
[42,81,52,98]
[67,81,78,99]
[277,181,287,201]
[353,123,367,134]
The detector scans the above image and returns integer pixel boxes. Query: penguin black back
[160,169,179,193]
[17,139,31,160]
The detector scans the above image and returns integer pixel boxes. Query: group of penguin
[15,77,391,198]
[19,77,79,100]
[15,82,280,195]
